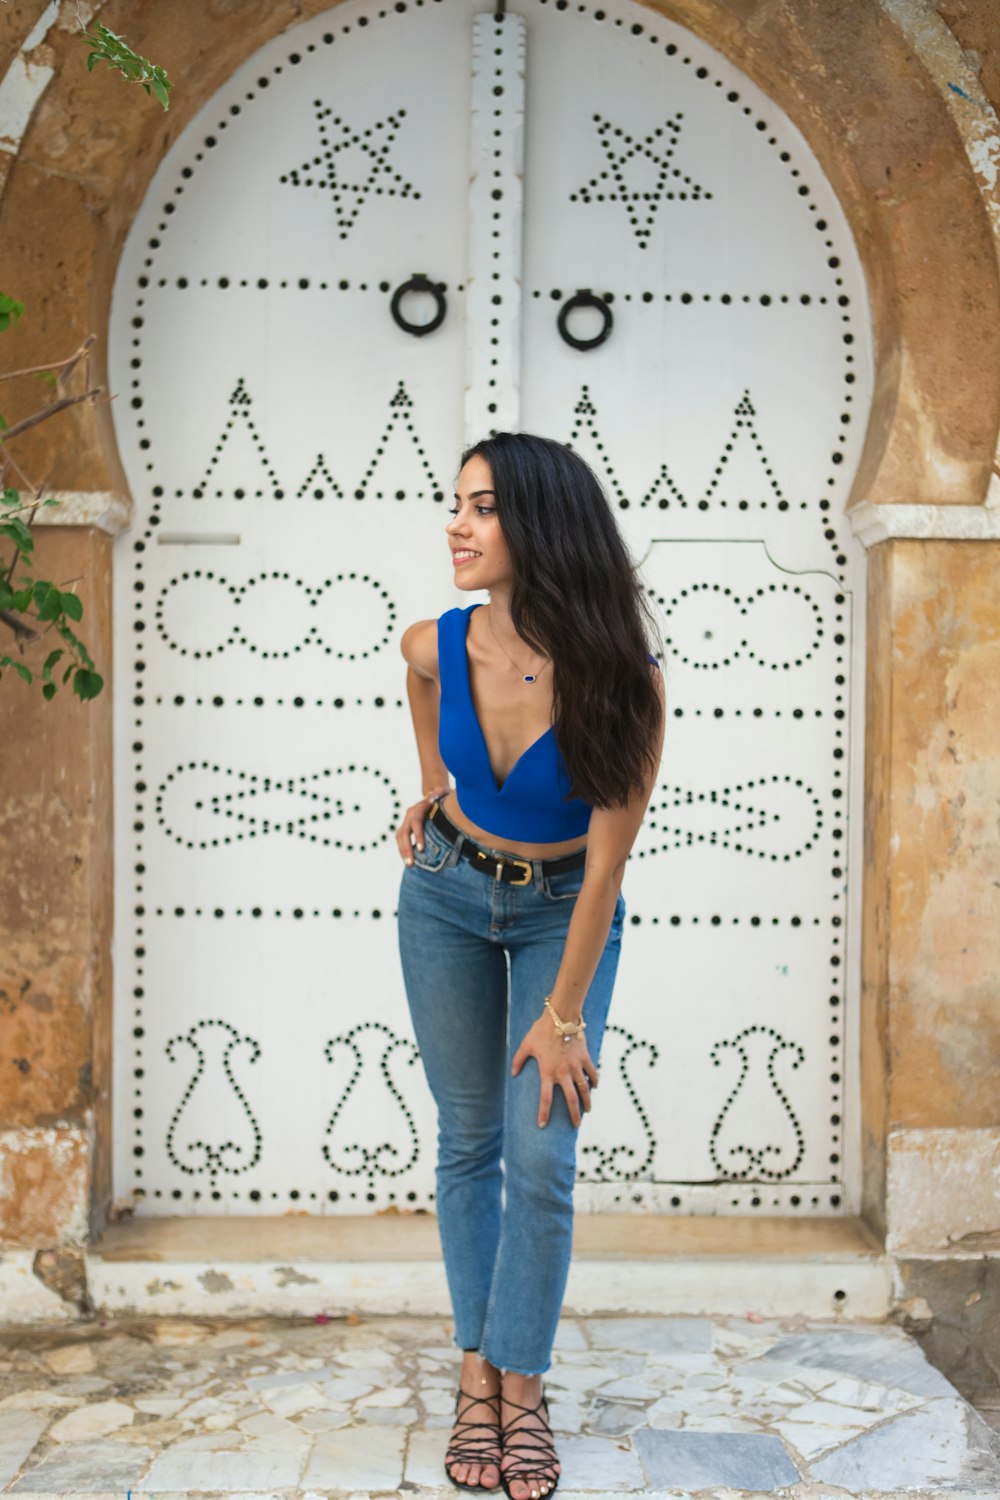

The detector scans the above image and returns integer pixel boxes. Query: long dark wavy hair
[460,432,664,810]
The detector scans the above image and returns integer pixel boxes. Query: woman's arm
[395,621,452,864]
[512,667,666,1126]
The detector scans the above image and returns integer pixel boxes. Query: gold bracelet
[544,994,586,1042]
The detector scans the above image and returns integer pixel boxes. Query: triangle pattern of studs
[194,379,443,501]
[567,385,784,510]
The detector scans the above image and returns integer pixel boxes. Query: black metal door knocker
[390,273,447,337]
[557,289,614,351]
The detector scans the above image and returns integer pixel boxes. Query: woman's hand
[511,1012,599,1128]
[396,788,450,864]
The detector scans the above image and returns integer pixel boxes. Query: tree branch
[0,334,97,385]
[0,609,38,644]
[0,386,103,444]
[0,443,36,492]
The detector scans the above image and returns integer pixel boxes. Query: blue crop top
[437,603,661,843]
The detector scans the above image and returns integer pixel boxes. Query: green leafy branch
[0,12,172,699]
[0,293,24,334]
[0,332,105,700]
[81,21,172,110]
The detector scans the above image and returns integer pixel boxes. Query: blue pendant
[523,674,536,683]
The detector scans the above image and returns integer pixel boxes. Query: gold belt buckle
[506,857,532,886]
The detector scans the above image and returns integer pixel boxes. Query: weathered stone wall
[0,0,997,1391]
[937,0,1000,109]
[0,529,112,1244]
[879,542,1000,1401]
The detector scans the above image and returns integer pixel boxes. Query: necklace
[486,606,551,684]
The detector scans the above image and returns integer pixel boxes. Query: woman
[395,433,664,1499]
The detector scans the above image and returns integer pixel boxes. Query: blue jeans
[397,809,626,1374]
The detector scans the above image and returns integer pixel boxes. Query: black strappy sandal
[499,1387,560,1499]
[445,1386,503,1492]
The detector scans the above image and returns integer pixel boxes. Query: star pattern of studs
[570,112,711,249]
[280,103,419,238]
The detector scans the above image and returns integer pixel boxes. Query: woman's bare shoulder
[400,618,440,682]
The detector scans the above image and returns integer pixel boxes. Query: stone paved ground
[1,1314,999,1498]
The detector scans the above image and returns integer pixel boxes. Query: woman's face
[445,453,512,591]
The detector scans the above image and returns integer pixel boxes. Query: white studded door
[111,0,871,1218]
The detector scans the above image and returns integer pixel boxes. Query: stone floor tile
[294,1408,355,1434]
[317,1372,376,1400]
[237,1412,301,1438]
[586,1317,714,1354]
[404,1426,447,1487]
[634,1428,801,1490]
[724,1366,814,1402]
[201,1328,262,1350]
[556,1433,646,1491]
[791,1388,923,1434]
[816,1372,925,1413]
[163,1431,245,1451]
[765,1329,958,1399]
[242,1429,312,1458]
[203,1411,244,1432]
[677,1388,735,1413]
[115,1418,189,1448]
[9,1441,153,1492]
[589,1399,650,1435]
[41,1343,97,1376]
[0,1313,992,1500]
[88,1334,149,1358]
[244,1366,335,1391]
[712,1315,789,1352]
[556,1493,689,1500]
[143,1443,305,1490]
[133,1396,188,1417]
[331,1347,397,1369]
[47,1375,110,1396]
[175,1395,233,1421]
[596,1374,662,1399]
[684,1410,765,1433]
[644,1398,684,1430]
[648,1353,727,1376]
[614,1354,649,1372]
[301,1425,406,1489]
[0,1410,48,1489]
[423,1384,458,1416]
[548,1363,621,1392]
[357,1382,413,1406]
[150,1321,214,1346]
[552,1319,590,1352]
[260,1381,326,1417]
[356,1404,419,1424]
[547,1395,588,1434]
[771,1398,892,1460]
[47,1399,135,1443]
[809,1395,1000,1490]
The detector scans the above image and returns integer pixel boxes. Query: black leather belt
[429,798,587,887]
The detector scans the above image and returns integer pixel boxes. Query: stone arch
[0,0,998,1254]
[0,0,997,517]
